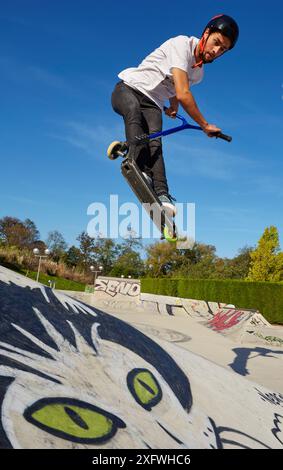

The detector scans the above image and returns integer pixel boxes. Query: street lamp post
[90,265,103,288]
[33,248,50,283]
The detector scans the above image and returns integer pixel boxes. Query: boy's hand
[165,104,178,119]
[165,95,179,118]
[202,123,222,138]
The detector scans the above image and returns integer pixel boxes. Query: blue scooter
[107,109,232,241]
[107,107,231,160]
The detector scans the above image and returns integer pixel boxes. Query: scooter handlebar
[163,106,232,142]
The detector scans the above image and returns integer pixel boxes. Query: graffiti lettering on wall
[207,309,251,331]
[188,300,220,319]
[155,302,184,316]
[181,300,232,320]
[146,300,217,318]
[95,278,140,297]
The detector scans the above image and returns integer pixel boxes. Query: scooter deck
[121,158,176,239]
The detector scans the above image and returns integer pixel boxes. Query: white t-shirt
[118,35,204,109]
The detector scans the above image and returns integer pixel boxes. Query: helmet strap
[193,34,209,68]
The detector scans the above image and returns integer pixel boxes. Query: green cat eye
[24,398,125,444]
[127,369,162,410]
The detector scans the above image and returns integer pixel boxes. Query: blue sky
[0,0,282,258]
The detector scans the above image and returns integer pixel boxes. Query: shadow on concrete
[229,347,283,376]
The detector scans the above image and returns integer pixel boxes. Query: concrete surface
[0,267,283,449]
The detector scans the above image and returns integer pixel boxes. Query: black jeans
[111,81,169,196]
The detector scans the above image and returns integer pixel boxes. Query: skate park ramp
[82,277,283,392]
[0,266,283,449]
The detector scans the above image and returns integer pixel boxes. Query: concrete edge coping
[140,292,235,307]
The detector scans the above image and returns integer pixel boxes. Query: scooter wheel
[107,141,122,160]
[107,141,127,160]
[163,225,178,242]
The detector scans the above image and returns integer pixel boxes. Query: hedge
[141,278,283,324]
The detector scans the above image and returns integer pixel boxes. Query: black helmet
[204,14,239,49]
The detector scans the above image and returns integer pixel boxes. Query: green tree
[23,219,40,245]
[92,238,120,275]
[226,246,253,279]
[121,225,143,250]
[247,226,283,281]
[110,250,144,278]
[46,230,68,262]
[145,241,181,277]
[275,253,283,281]
[63,246,83,269]
[77,231,96,270]
[170,243,217,278]
[109,230,144,277]
[0,216,40,248]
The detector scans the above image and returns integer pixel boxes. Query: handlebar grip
[216,132,232,142]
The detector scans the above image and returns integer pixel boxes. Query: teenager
[111,14,239,214]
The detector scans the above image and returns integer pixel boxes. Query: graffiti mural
[141,299,212,318]
[185,300,222,319]
[139,294,233,319]
[206,309,253,331]
[0,267,282,449]
[95,278,140,298]
[0,276,216,449]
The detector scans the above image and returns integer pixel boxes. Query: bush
[27,271,85,291]
[0,245,90,284]
[141,278,283,324]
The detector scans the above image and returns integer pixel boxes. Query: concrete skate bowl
[0,265,282,449]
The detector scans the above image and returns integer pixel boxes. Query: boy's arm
[171,67,221,137]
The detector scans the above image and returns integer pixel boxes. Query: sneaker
[158,193,177,217]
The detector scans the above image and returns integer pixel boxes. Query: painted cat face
[0,278,216,449]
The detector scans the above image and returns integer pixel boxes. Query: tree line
[0,216,282,282]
